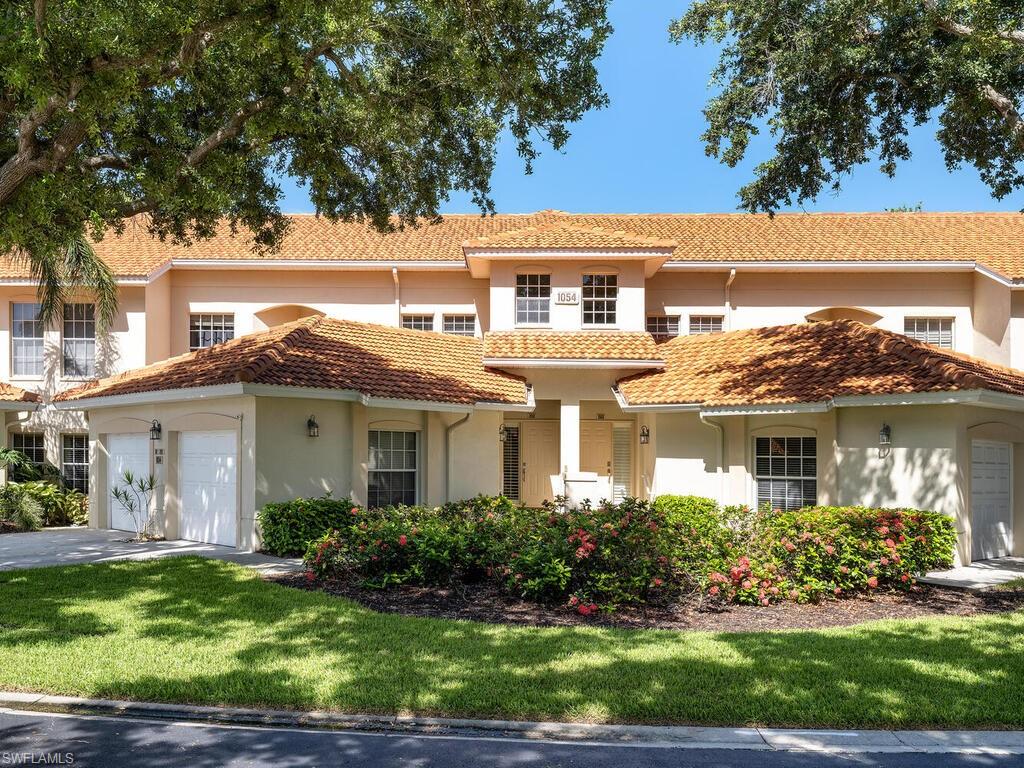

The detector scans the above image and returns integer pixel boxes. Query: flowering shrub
[293,494,958,613]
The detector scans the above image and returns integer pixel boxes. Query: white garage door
[107,434,151,532]
[971,440,1013,561]
[179,430,237,547]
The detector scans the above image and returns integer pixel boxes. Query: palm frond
[31,235,119,331]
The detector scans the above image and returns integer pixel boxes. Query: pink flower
[840,565,849,574]
[709,585,720,596]
[824,545,835,555]
[834,586,842,595]
[761,598,770,606]
[568,595,579,606]
[398,534,408,547]
[350,507,359,515]
[900,573,910,583]
[880,557,889,566]
[305,570,315,582]
[741,579,752,590]
[651,577,663,587]
[867,576,879,589]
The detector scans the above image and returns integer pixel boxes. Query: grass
[0,557,1022,729]
[993,577,1024,592]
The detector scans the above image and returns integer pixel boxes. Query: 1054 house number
[554,290,579,305]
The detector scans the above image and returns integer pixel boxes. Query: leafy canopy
[1,0,610,320]
[673,0,1024,211]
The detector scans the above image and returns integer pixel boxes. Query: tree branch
[33,0,46,41]
[80,154,130,171]
[979,83,1024,148]
[925,0,1024,46]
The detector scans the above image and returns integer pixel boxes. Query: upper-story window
[904,317,953,349]
[190,313,235,351]
[11,302,43,377]
[516,274,551,325]
[582,274,617,326]
[442,314,475,336]
[62,303,96,377]
[646,315,680,342]
[689,315,724,335]
[402,314,434,331]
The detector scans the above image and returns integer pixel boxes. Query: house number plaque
[554,290,579,305]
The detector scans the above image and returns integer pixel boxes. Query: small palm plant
[111,470,156,541]
[0,484,42,532]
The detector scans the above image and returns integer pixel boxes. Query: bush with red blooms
[293,493,956,613]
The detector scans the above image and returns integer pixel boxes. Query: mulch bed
[271,574,1024,632]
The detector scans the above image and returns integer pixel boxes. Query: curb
[1,692,1023,754]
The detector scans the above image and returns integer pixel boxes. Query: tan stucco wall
[646,271,976,350]
[86,396,256,547]
[488,260,647,331]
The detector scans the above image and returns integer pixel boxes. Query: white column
[559,398,580,477]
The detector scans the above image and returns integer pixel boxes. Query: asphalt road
[1,709,1022,768]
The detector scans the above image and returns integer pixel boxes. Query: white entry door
[107,434,151,532]
[179,431,238,547]
[971,440,1013,561]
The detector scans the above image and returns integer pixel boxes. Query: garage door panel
[107,434,150,532]
[971,440,1013,561]
[179,430,237,547]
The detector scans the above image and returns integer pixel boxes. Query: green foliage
[257,496,360,557]
[110,470,156,539]
[297,495,957,612]
[0,484,43,531]
[672,0,1024,210]
[1,0,610,310]
[15,481,88,527]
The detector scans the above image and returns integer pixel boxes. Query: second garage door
[971,440,1013,561]
[179,430,238,547]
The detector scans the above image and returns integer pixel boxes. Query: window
[689,315,724,335]
[582,274,617,325]
[401,314,434,331]
[62,434,88,493]
[515,273,551,325]
[754,436,817,511]
[501,425,520,500]
[646,315,680,342]
[62,303,96,377]
[442,314,476,336]
[9,432,44,481]
[189,314,234,351]
[11,303,43,377]
[904,317,953,349]
[368,430,418,508]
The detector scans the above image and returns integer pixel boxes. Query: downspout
[699,412,725,504]
[724,268,737,331]
[445,413,471,502]
[392,267,401,326]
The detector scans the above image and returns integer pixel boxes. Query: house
[4,210,1024,565]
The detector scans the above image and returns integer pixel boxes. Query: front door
[580,421,633,502]
[971,440,1013,560]
[519,420,560,507]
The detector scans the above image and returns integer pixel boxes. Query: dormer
[462,221,676,332]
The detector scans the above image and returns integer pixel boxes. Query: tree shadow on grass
[0,557,1022,728]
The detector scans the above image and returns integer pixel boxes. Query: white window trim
[581,272,619,328]
[688,314,725,335]
[367,429,420,507]
[62,303,97,379]
[401,314,435,332]
[749,430,818,511]
[11,302,44,380]
[442,314,476,336]
[515,272,552,328]
[61,433,89,493]
[189,313,235,351]
[903,316,955,349]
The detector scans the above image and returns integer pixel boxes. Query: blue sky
[276,0,1020,215]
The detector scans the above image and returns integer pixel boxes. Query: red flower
[305,570,315,582]
[350,507,359,515]
[867,576,879,589]
[709,585,720,596]
[651,577,663,587]
[398,534,408,547]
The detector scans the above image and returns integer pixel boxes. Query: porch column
[559,398,580,477]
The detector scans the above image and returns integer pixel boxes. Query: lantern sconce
[149,420,162,441]
[878,423,892,458]
[639,425,650,445]
[498,424,508,443]
[307,415,320,438]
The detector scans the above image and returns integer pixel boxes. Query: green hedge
[261,493,959,612]
[257,496,358,556]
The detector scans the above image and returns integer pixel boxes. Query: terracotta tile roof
[616,320,1024,407]
[0,382,40,403]
[484,331,662,362]
[4,210,1023,281]
[56,317,528,407]
[463,221,676,250]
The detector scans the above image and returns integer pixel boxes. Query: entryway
[580,421,634,502]
[971,440,1014,560]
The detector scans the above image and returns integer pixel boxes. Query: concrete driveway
[0,527,302,576]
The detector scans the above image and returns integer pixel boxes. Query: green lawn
[0,557,1022,729]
